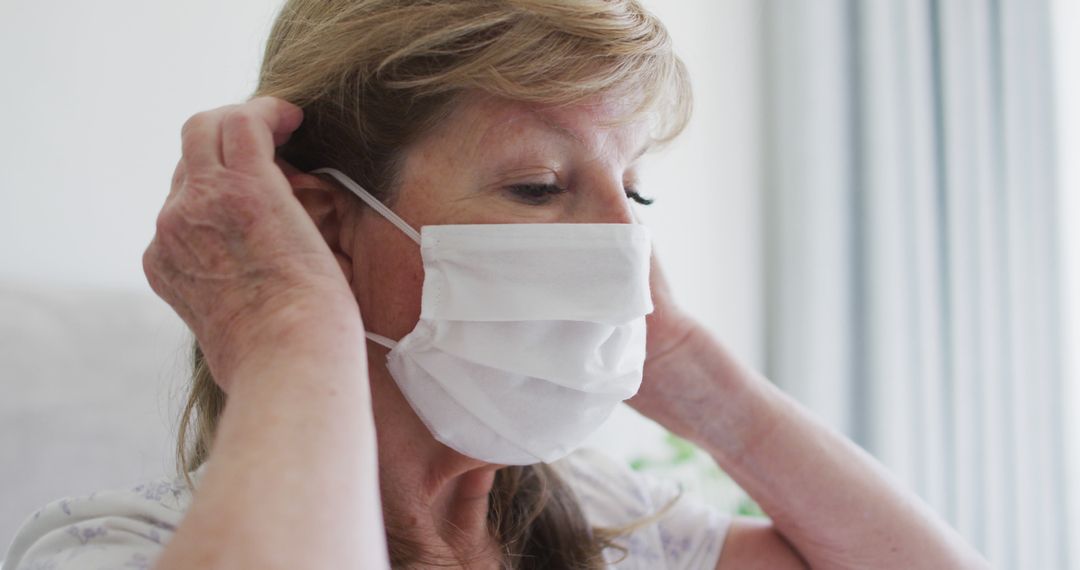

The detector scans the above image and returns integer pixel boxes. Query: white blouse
[2,448,730,569]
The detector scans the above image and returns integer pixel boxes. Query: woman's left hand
[625,254,993,570]
[625,252,719,440]
[641,253,698,358]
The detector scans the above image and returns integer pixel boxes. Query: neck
[368,350,504,566]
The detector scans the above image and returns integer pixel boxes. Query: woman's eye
[507,183,567,205]
[505,183,655,206]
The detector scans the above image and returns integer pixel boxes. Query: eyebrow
[525,109,653,163]
[527,109,586,145]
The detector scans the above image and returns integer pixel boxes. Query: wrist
[632,322,716,442]
[634,324,783,459]
[207,289,366,392]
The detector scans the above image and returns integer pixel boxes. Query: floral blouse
[3,448,729,569]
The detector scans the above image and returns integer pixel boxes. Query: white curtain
[761,1,1068,568]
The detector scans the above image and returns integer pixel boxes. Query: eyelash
[507,184,654,206]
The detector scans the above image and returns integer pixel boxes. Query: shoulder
[2,467,202,570]
[550,447,732,570]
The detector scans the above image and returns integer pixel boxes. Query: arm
[151,321,388,570]
[143,97,389,569]
[633,322,990,570]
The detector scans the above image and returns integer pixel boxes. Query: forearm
[153,323,388,570]
[639,325,989,570]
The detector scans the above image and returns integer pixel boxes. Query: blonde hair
[177,1,691,567]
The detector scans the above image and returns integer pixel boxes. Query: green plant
[628,432,766,519]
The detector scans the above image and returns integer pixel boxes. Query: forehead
[431,93,651,161]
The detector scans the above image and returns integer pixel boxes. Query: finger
[221,96,304,172]
[271,122,299,147]
[180,105,239,169]
[164,158,186,206]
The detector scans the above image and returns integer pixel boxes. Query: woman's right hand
[143,96,361,392]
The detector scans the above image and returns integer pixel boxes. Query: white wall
[0,1,281,291]
[0,0,763,365]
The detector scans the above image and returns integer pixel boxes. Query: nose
[574,174,635,224]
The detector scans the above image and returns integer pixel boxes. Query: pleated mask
[313,167,653,465]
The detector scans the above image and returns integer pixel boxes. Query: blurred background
[0,0,1075,568]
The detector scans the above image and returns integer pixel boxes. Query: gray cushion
[0,281,190,548]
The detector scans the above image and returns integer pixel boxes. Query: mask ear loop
[311,167,414,351]
[365,333,398,351]
[311,167,422,245]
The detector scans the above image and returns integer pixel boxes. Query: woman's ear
[284,166,356,285]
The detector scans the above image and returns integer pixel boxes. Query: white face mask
[313,167,653,465]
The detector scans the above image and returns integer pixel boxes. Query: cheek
[351,226,425,339]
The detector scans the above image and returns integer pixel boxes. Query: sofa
[0,281,190,548]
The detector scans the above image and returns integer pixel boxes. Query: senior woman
[3,1,989,569]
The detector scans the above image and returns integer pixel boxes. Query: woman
[3,1,989,569]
